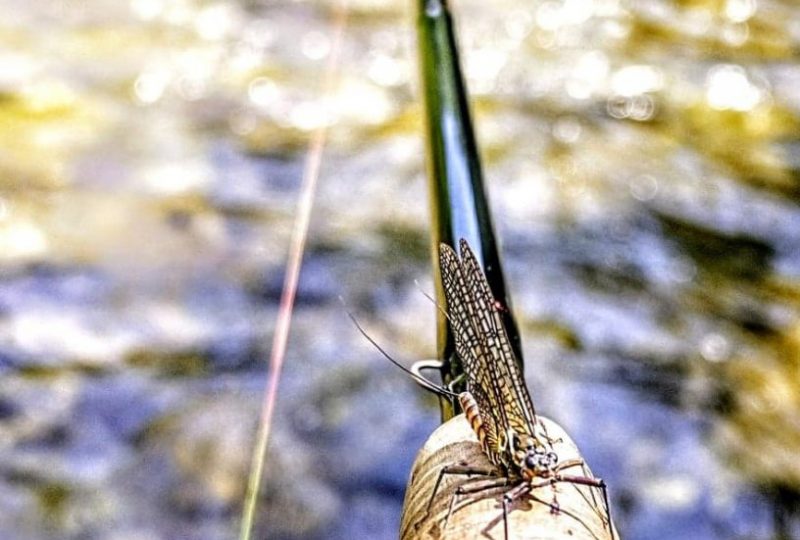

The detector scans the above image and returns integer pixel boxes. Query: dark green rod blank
[416,0,523,419]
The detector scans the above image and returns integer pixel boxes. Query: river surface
[2,0,800,539]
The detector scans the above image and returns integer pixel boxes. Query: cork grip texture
[400,415,617,540]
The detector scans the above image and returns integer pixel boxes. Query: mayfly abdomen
[458,393,483,441]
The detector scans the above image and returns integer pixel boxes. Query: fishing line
[239,3,349,539]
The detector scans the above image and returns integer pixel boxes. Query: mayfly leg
[547,458,614,537]
[443,475,511,530]
[426,463,498,513]
[501,481,533,539]
[563,461,609,528]
[413,463,497,532]
[556,475,615,540]
[522,473,617,540]
[417,464,512,535]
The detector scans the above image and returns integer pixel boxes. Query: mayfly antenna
[413,279,451,323]
[340,297,458,399]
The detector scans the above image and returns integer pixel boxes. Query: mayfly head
[517,436,558,480]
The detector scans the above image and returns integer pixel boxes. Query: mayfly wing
[439,243,504,455]
[440,242,516,440]
[457,239,538,436]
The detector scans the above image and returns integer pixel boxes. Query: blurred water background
[2,0,800,538]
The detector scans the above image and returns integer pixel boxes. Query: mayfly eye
[525,455,538,469]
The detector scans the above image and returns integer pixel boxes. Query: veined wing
[439,243,507,459]
[457,239,538,438]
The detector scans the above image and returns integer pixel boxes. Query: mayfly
[347,239,615,539]
[421,239,616,538]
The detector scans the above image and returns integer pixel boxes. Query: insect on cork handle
[399,414,618,540]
